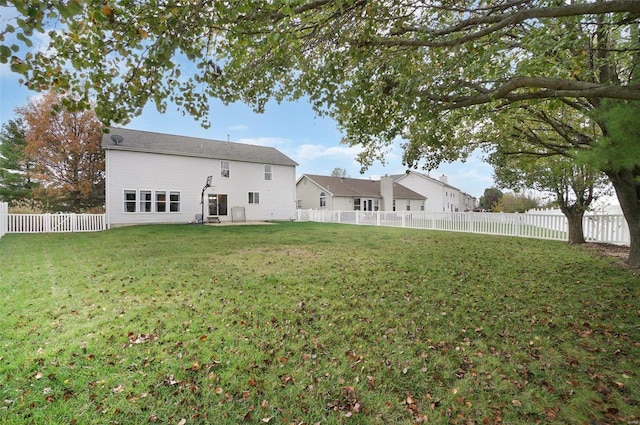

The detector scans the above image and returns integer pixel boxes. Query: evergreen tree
[0,119,36,206]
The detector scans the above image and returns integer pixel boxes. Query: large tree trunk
[562,207,587,245]
[606,168,640,268]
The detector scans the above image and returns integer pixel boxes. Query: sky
[0,59,496,200]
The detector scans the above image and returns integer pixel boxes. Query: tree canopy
[2,0,639,263]
[2,1,638,141]
[16,91,105,212]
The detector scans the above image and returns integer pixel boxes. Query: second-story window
[221,161,230,178]
[264,165,272,181]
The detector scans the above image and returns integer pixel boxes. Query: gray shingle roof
[303,174,425,199]
[102,127,298,167]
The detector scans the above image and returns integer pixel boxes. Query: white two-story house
[392,172,476,212]
[102,128,298,227]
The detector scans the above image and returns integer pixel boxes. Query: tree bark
[562,207,587,245]
[606,168,640,267]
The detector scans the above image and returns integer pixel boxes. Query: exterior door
[208,194,228,216]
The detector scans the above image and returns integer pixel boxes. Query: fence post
[0,202,7,239]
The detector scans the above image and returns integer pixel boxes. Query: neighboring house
[102,128,298,227]
[460,192,478,212]
[392,171,477,212]
[296,174,426,211]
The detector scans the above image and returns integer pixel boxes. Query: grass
[0,222,638,424]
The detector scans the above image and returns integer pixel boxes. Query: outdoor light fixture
[200,176,213,224]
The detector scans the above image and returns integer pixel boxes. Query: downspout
[104,149,110,229]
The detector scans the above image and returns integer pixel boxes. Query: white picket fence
[296,210,631,246]
[0,209,106,236]
[0,203,7,239]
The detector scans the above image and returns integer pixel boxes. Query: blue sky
[0,61,496,199]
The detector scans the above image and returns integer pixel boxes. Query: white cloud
[227,124,249,132]
[235,136,290,148]
[295,143,360,161]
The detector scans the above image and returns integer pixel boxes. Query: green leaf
[58,0,84,19]
[0,45,11,61]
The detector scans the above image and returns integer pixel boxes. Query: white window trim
[221,161,230,179]
[169,191,181,213]
[124,189,137,213]
[248,191,260,204]
[124,189,181,213]
[139,189,153,213]
[155,190,167,213]
[264,164,273,181]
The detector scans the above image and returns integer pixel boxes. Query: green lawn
[0,222,638,424]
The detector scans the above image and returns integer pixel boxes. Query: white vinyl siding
[106,150,296,227]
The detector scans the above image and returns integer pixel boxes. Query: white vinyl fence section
[297,210,630,246]
[0,202,7,239]
[6,213,106,233]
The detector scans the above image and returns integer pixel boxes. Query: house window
[169,191,180,212]
[406,201,411,211]
[248,192,260,204]
[221,161,230,178]
[264,165,272,181]
[373,199,379,211]
[320,192,326,207]
[140,190,152,212]
[156,191,166,212]
[208,194,228,216]
[124,190,136,212]
[296,200,302,209]
[354,198,361,211]
[393,200,396,211]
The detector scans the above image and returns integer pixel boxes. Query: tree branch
[361,0,640,48]
[429,77,640,109]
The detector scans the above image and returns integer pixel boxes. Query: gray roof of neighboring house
[302,174,425,199]
[102,127,298,167]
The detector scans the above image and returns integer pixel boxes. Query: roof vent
[110,134,124,145]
